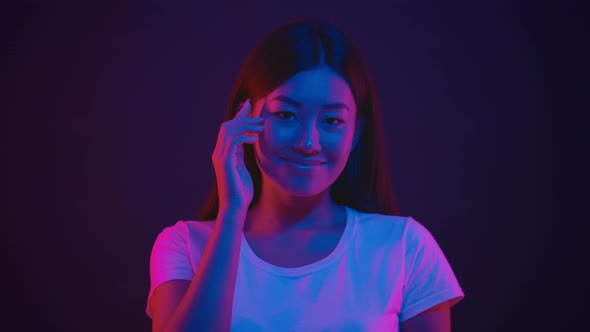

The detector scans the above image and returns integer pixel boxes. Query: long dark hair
[197,18,399,221]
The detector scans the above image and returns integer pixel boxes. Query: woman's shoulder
[349,207,434,243]
[347,206,411,242]
[350,206,411,230]
[155,220,216,243]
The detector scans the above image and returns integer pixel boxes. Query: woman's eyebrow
[270,95,349,111]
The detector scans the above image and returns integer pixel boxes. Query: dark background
[17,1,586,331]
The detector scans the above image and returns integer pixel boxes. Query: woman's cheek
[260,121,281,142]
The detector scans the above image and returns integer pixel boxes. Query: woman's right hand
[211,99,264,214]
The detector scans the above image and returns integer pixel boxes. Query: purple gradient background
[17,1,585,331]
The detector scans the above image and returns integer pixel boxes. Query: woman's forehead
[265,68,355,108]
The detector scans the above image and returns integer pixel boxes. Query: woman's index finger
[234,99,252,119]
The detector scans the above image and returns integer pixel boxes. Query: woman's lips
[281,158,326,168]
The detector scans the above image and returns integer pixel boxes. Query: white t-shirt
[146,205,464,331]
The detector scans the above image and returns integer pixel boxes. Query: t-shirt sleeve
[146,221,195,319]
[399,217,465,322]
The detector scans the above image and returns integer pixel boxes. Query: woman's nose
[294,124,321,154]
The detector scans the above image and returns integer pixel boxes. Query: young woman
[147,18,464,332]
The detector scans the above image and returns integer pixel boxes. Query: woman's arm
[400,301,451,332]
[152,209,247,332]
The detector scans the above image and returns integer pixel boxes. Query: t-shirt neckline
[240,205,357,276]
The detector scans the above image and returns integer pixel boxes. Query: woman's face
[250,66,361,197]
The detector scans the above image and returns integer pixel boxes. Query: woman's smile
[281,157,327,171]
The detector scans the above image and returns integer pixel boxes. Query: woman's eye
[273,112,344,126]
[275,111,294,120]
[326,118,344,125]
